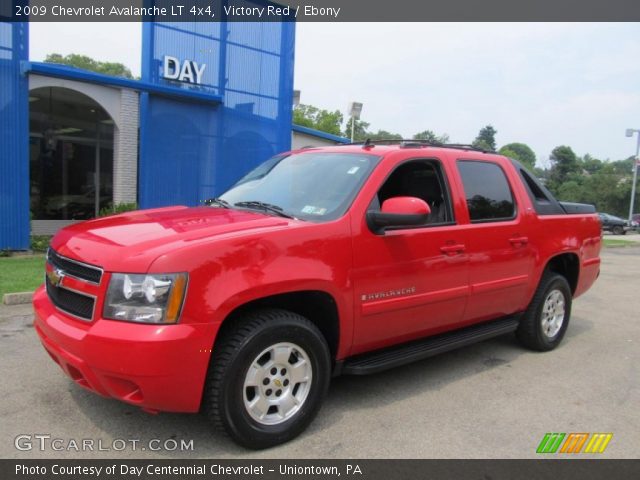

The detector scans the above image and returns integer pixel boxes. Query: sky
[30,22,640,165]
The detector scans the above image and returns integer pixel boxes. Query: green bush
[98,202,138,217]
[30,235,52,252]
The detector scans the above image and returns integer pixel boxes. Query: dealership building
[0,19,347,249]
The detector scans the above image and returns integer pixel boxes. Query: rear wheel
[202,309,331,449]
[612,225,625,235]
[516,272,572,351]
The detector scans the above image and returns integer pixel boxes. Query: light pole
[348,102,363,142]
[625,128,640,224]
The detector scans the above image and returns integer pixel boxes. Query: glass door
[29,87,114,221]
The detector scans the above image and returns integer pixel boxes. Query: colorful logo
[537,433,612,454]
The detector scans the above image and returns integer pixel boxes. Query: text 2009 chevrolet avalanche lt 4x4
[33,142,601,449]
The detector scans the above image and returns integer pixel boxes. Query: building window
[29,87,114,220]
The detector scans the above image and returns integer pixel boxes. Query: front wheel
[202,309,331,449]
[612,225,625,235]
[516,273,572,351]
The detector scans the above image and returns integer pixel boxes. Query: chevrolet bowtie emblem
[47,268,65,287]
[274,379,282,387]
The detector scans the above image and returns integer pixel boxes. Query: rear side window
[457,160,516,222]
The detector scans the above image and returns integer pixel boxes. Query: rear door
[453,158,535,323]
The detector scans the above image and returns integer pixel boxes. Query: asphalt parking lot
[1,246,639,459]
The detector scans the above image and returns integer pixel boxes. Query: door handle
[440,244,466,256]
[509,236,529,246]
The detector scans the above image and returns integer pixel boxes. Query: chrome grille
[47,249,103,284]
[45,276,95,321]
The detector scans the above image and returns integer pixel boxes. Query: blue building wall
[0,22,29,249]
[0,11,295,249]
[139,19,295,208]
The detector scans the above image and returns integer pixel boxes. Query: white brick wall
[113,89,139,205]
[291,131,344,149]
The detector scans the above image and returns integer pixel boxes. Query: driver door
[350,158,469,355]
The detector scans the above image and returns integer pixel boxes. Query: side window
[457,160,516,222]
[371,160,454,225]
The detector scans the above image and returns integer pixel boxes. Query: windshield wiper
[204,198,232,209]
[234,201,297,219]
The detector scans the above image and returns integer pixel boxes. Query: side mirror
[367,196,431,234]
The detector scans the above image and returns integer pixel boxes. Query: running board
[341,317,520,375]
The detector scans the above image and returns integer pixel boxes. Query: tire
[516,272,572,351]
[612,225,624,235]
[202,308,331,449]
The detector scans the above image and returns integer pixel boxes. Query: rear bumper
[33,286,216,413]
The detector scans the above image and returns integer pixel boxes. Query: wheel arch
[544,252,580,295]
[215,290,341,361]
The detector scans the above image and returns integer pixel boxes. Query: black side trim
[559,201,596,214]
[509,158,566,215]
[366,211,430,235]
[341,316,520,375]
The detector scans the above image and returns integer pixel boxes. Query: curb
[2,292,34,305]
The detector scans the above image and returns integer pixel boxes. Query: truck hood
[50,206,292,272]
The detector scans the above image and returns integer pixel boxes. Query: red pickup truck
[33,142,602,449]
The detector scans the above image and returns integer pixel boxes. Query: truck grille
[47,249,103,284]
[45,276,95,321]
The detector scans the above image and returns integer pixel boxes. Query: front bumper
[33,286,216,413]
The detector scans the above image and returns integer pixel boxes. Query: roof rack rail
[346,139,438,146]
[442,143,494,153]
[344,139,494,153]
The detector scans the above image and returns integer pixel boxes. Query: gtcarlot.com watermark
[15,434,194,452]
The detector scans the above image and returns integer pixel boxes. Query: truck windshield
[220,151,380,222]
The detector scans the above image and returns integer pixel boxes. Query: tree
[556,180,583,204]
[366,130,403,141]
[581,154,603,175]
[498,142,537,170]
[541,149,638,217]
[610,157,636,175]
[44,53,134,79]
[344,116,371,142]
[473,125,497,151]
[412,130,450,144]
[293,104,343,136]
[547,145,580,191]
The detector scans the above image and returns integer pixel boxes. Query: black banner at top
[1,0,640,22]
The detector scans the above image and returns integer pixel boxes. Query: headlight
[103,273,188,324]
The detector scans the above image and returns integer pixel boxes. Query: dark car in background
[598,213,630,235]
